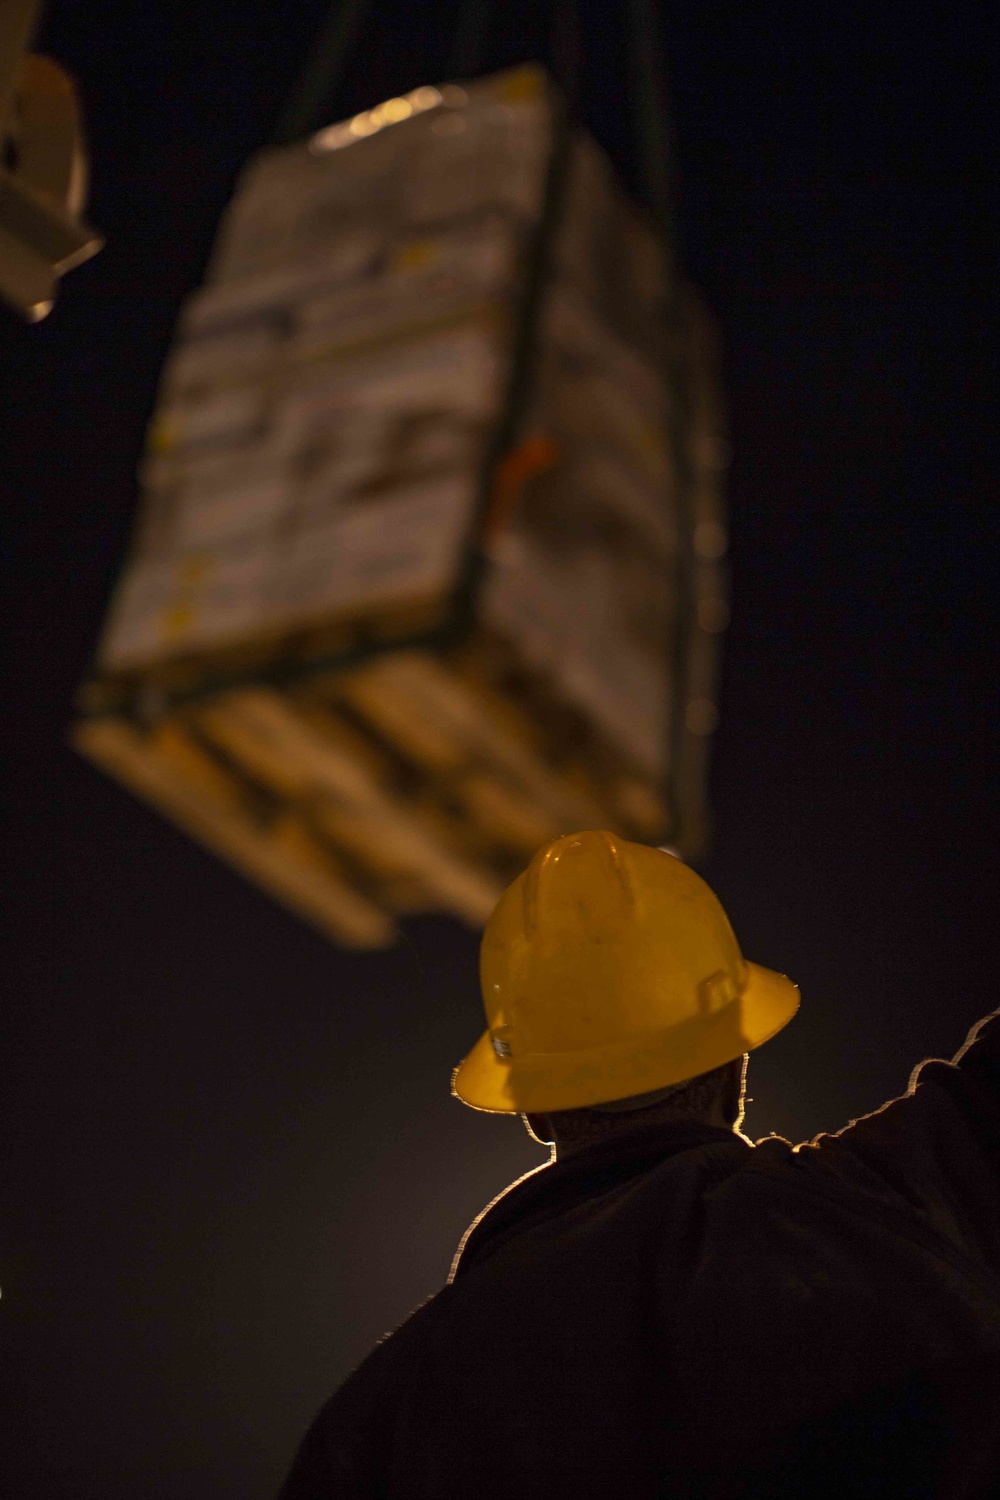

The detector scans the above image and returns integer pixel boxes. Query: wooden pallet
[73,639,662,948]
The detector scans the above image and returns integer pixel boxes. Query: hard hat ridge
[521,830,635,939]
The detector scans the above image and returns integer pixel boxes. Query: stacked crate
[73,65,728,948]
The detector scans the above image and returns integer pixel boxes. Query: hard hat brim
[451,961,800,1114]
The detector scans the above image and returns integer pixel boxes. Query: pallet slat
[72,717,395,948]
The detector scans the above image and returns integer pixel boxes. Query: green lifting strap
[625,0,698,849]
[624,0,675,248]
[277,0,497,145]
[272,0,375,145]
[549,0,583,116]
[448,0,493,79]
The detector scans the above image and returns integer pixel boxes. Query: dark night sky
[2,3,997,1497]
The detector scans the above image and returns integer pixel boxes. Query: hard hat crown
[453,831,799,1114]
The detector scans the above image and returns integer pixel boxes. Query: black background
[2,3,997,1496]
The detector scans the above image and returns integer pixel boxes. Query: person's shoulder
[321,1289,451,1417]
[277,1291,451,1498]
[733,1010,1000,1272]
[352,1288,450,1378]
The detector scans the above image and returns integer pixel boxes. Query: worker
[276,830,1000,1499]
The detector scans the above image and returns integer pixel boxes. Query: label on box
[99,474,475,670]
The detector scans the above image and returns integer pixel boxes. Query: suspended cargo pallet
[73,64,729,948]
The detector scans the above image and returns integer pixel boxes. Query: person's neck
[551,1111,735,1160]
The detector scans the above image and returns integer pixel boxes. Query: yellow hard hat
[452,830,799,1113]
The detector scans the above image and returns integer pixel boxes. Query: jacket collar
[451,1118,747,1280]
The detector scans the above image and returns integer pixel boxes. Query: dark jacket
[278,1010,1000,1499]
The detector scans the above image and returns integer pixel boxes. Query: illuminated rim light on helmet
[310,84,468,154]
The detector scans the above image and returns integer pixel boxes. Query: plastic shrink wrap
[74,65,728,947]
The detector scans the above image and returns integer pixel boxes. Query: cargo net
[74,64,729,948]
